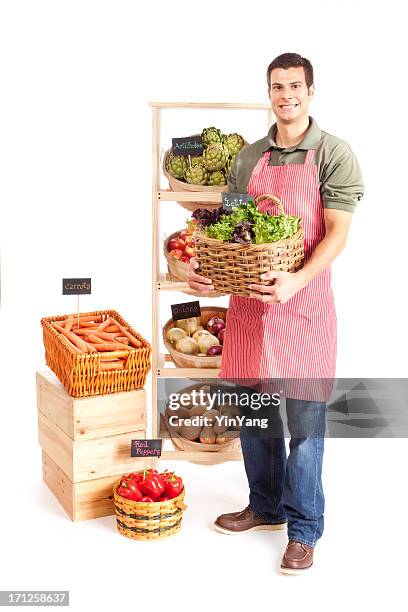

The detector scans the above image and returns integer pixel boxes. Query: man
[188,53,364,574]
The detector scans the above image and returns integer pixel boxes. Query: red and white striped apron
[218,149,337,400]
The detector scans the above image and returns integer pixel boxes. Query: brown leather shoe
[214,506,287,534]
[280,541,314,574]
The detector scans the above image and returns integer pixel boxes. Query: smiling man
[188,52,364,574]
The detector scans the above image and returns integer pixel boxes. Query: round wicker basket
[113,474,187,541]
[163,137,249,212]
[194,194,304,297]
[162,306,227,369]
[163,231,190,282]
[163,149,224,212]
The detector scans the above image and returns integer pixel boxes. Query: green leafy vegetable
[200,200,301,244]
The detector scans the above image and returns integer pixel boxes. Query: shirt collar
[262,116,322,152]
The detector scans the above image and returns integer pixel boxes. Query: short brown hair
[267,53,314,91]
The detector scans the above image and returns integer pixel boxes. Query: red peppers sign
[131,439,162,458]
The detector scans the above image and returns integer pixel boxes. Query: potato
[165,405,191,419]
[203,409,219,425]
[200,426,216,444]
[180,423,202,441]
[167,417,183,434]
[214,416,229,435]
[216,430,240,444]
[190,406,209,417]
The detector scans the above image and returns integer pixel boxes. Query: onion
[166,327,187,345]
[176,317,199,336]
[207,317,225,336]
[198,333,219,354]
[218,328,226,344]
[192,329,212,343]
[207,345,222,356]
[175,337,199,355]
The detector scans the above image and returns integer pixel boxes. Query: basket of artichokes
[163,127,248,212]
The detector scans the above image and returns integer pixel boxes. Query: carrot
[115,336,130,345]
[65,316,74,332]
[73,315,102,323]
[99,361,125,371]
[109,317,142,348]
[91,342,131,352]
[98,318,113,331]
[103,325,121,333]
[53,323,89,353]
[73,328,108,336]
[87,334,108,345]
[58,335,82,354]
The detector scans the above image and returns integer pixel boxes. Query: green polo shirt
[228,117,364,213]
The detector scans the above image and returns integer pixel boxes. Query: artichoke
[190,155,204,167]
[167,154,188,179]
[208,171,226,186]
[203,143,229,172]
[185,163,209,185]
[223,133,245,157]
[201,126,223,146]
[225,154,237,177]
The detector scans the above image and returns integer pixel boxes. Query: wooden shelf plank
[158,190,223,203]
[157,366,221,379]
[159,449,242,462]
[149,101,271,110]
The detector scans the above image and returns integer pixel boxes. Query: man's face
[268,66,314,123]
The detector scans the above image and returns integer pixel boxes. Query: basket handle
[175,499,187,511]
[255,194,285,215]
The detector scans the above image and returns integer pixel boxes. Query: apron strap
[304,149,316,165]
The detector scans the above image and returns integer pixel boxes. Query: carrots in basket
[50,313,144,371]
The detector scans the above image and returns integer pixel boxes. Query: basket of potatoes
[161,383,241,457]
[163,306,227,369]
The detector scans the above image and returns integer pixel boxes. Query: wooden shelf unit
[150,101,272,463]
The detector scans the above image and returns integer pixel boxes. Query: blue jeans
[240,394,326,548]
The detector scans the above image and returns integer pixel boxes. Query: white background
[1,1,407,610]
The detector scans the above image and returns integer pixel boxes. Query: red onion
[207,317,225,336]
[207,345,223,356]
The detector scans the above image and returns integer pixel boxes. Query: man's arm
[296,208,352,289]
[249,209,352,303]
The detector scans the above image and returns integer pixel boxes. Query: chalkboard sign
[172,136,203,156]
[131,439,162,458]
[222,192,254,211]
[171,300,201,321]
[62,278,91,295]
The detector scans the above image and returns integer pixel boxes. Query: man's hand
[187,257,215,294]
[249,270,305,303]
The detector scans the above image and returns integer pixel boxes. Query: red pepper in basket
[138,471,165,500]
[140,496,153,503]
[162,473,183,499]
[117,479,143,501]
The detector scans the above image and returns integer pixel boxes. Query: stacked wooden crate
[37,368,149,521]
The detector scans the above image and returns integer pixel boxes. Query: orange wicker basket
[194,194,304,296]
[41,309,151,398]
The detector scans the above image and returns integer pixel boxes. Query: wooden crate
[43,450,122,521]
[37,368,151,519]
[37,369,146,440]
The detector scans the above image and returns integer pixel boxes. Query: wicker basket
[41,309,151,398]
[163,231,190,282]
[113,475,187,541]
[194,194,304,296]
[162,306,227,369]
[163,137,248,212]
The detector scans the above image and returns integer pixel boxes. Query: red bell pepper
[162,473,183,499]
[159,496,170,502]
[117,478,143,501]
[140,496,153,503]
[138,471,165,500]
